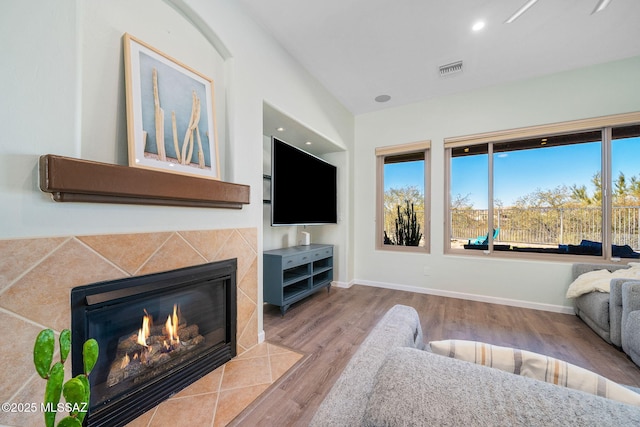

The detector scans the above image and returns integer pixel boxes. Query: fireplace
[71,259,237,427]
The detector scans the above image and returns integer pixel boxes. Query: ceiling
[262,102,342,156]
[238,0,640,116]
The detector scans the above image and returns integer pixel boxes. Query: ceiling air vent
[439,60,463,77]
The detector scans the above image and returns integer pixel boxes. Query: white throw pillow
[429,339,640,406]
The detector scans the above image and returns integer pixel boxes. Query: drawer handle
[302,256,308,260]
[287,260,293,264]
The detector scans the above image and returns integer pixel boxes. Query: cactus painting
[124,33,221,180]
[33,329,99,427]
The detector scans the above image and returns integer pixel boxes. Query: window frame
[444,112,640,261]
[376,140,431,252]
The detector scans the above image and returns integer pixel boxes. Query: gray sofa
[572,263,640,366]
[310,304,640,426]
[572,263,630,345]
[623,283,640,366]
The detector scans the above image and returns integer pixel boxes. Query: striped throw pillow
[429,339,640,406]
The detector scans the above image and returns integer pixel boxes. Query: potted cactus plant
[33,329,99,427]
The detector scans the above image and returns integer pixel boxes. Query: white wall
[1,0,79,237]
[0,0,240,238]
[1,0,353,236]
[353,56,640,311]
[0,0,354,332]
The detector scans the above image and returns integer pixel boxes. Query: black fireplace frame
[70,259,237,427]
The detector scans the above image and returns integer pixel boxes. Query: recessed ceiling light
[276,127,285,132]
[472,21,485,31]
[374,94,391,103]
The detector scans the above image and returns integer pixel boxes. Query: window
[446,112,640,260]
[611,124,640,257]
[449,144,489,248]
[376,141,430,251]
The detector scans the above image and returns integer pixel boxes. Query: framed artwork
[123,33,220,179]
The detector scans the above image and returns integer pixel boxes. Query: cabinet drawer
[282,253,313,268]
[312,247,333,260]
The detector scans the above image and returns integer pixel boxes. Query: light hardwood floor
[231,285,640,426]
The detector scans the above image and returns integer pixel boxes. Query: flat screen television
[270,137,337,226]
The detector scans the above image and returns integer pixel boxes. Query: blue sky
[384,161,424,192]
[385,137,640,209]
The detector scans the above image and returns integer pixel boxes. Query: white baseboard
[331,280,352,289]
[257,330,265,343]
[353,279,575,315]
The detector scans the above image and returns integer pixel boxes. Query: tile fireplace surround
[0,227,259,426]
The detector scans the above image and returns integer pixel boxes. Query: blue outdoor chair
[468,228,500,245]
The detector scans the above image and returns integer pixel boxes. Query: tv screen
[271,137,337,226]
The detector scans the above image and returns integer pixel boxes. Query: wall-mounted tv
[270,137,337,226]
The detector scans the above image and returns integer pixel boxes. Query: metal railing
[450,206,640,249]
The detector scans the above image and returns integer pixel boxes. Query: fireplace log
[150,324,164,336]
[123,360,147,381]
[184,334,205,348]
[106,363,124,387]
[162,322,187,337]
[107,327,206,388]
[115,323,191,357]
[147,335,166,346]
[177,324,199,341]
[115,335,144,358]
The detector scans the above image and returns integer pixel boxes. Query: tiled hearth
[0,228,264,427]
[127,342,302,427]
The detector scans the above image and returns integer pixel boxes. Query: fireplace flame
[165,304,180,345]
[120,353,130,369]
[136,310,152,347]
[123,305,183,370]
[107,301,207,389]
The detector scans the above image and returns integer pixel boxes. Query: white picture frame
[123,33,220,179]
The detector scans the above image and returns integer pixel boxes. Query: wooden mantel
[39,155,250,209]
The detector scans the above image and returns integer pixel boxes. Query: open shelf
[283,265,311,286]
[283,282,310,301]
[312,270,332,288]
[39,155,250,209]
[313,257,332,273]
[263,244,333,315]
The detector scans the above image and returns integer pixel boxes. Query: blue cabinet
[263,244,333,315]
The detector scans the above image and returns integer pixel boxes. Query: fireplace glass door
[71,260,236,427]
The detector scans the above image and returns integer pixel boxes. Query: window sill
[377,244,429,253]
[445,247,629,264]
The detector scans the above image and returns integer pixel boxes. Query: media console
[263,244,333,315]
